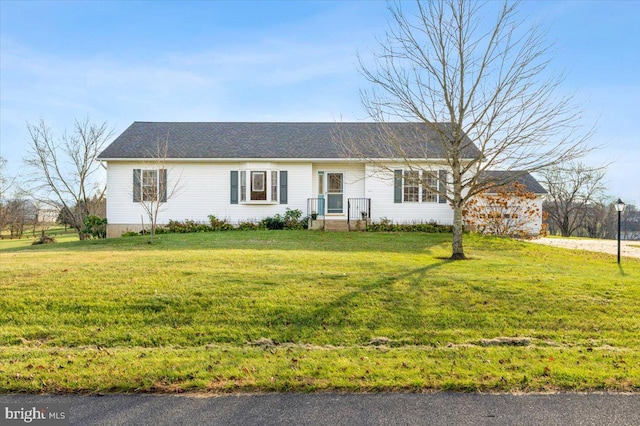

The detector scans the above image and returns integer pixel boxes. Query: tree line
[540,162,638,239]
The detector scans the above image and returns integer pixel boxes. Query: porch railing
[347,198,371,229]
[307,198,326,229]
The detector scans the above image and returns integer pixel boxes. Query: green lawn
[0,226,79,250]
[0,231,638,393]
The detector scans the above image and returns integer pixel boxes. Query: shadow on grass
[618,264,627,276]
[264,260,451,343]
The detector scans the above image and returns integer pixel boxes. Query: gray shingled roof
[98,122,481,160]
[480,171,547,194]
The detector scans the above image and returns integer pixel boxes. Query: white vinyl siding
[365,163,454,225]
[106,161,311,225]
[105,160,460,231]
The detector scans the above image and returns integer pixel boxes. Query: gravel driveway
[528,237,640,259]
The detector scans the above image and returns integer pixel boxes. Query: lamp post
[615,199,626,264]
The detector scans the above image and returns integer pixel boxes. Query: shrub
[165,219,212,233]
[82,215,107,239]
[367,218,453,233]
[237,220,263,230]
[283,208,306,230]
[208,215,234,231]
[260,209,307,230]
[121,231,139,237]
[367,217,395,232]
[261,214,285,230]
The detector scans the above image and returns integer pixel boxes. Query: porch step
[324,220,349,232]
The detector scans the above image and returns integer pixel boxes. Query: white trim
[100,157,476,163]
[240,168,279,204]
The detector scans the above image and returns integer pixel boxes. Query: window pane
[251,171,267,201]
[328,173,342,193]
[240,171,246,202]
[403,171,419,202]
[142,170,158,201]
[327,193,343,213]
[422,172,438,203]
[318,172,324,194]
[252,171,265,192]
[271,171,278,202]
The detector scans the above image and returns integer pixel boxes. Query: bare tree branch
[540,162,607,237]
[338,0,593,259]
[23,117,113,239]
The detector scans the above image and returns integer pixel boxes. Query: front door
[326,173,344,214]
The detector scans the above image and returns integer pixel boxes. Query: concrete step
[324,220,349,232]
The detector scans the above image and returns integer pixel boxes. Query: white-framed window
[403,171,420,202]
[251,171,266,200]
[271,171,278,202]
[239,170,278,203]
[401,170,445,203]
[142,170,158,201]
[422,172,438,203]
[133,168,167,203]
[240,171,247,202]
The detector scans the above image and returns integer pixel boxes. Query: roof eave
[98,157,478,163]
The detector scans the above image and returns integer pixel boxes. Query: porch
[307,198,371,231]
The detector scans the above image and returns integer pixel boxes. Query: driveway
[528,238,640,259]
[1,393,639,425]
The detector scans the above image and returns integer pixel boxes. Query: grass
[0,226,78,250]
[1,231,639,393]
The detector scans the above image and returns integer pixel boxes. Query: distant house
[98,122,545,237]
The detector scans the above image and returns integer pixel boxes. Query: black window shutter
[159,169,167,202]
[394,170,403,203]
[279,171,288,204]
[133,169,141,202]
[230,171,238,204]
[438,170,448,203]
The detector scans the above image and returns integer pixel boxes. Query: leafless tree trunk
[0,157,15,235]
[338,0,591,259]
[541,162,607,237]
[134,136,181,243]
[23,117,113,240]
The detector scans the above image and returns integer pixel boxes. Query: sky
[1,0,639,204]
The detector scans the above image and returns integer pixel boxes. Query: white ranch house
[98,122,546,237]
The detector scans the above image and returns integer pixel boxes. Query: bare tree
[133,136,181,243]
[23,117,113,240]
[0,157,15,234]
[620,204,640,241]
[541,162,607,237]
[339,0,591,259]
[582,199,614,239]
[3,195,37,239]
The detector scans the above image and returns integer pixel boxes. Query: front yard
[1,231,638,393]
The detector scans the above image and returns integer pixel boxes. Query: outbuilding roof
[98,121,481,160]
[480,170,547,194]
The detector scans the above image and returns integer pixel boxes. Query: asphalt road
[1,393,639,426]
